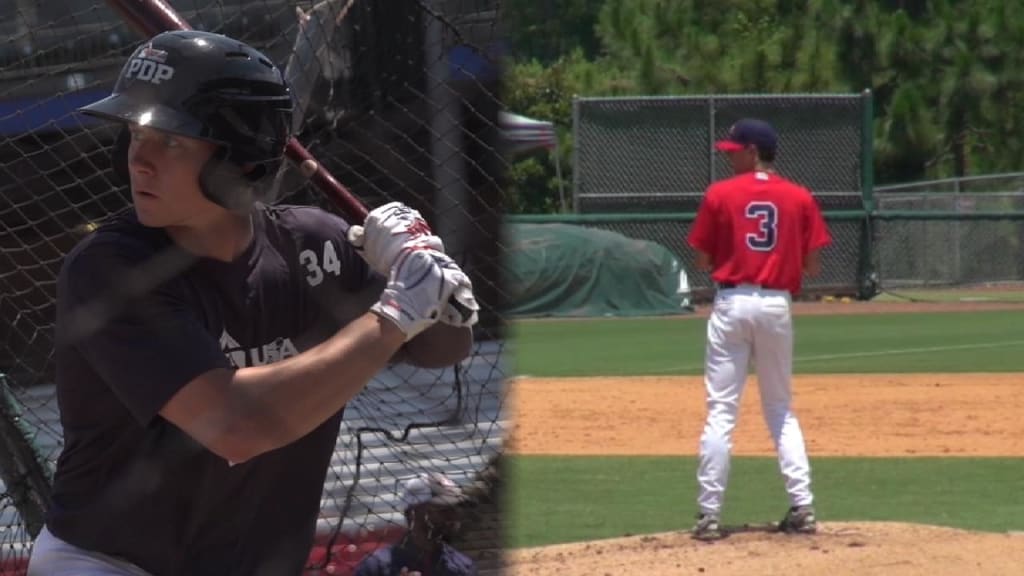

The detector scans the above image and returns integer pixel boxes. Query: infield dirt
[502,299,1024,575]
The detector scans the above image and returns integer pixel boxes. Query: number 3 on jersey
[300,240,342,286]
[745,202,778,251]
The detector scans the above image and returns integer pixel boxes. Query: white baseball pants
[27,526,153,576]
[696,285,813,516]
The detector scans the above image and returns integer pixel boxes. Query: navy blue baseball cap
[715,118,777,153]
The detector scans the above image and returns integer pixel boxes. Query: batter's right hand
[347,202,445,277]
[370,248,468,341]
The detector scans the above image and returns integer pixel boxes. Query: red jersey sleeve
[688,186,719,254]
[803,191,832,253]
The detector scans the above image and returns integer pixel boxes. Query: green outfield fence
[572,92,872,214]
[530,93,1024,304]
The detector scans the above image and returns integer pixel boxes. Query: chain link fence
[0,1,507,574]
[874,216,1024,289]
[873,175,1024,290]
[566,93,1024,302]
[572,93,871,213]
[562,93,872,302]
[874,172,1024,196]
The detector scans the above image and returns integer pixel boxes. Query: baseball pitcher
[686,118,832,541]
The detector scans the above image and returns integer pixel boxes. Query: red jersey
[687,170,831,295]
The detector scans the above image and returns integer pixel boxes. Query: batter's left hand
[347,202,445,276]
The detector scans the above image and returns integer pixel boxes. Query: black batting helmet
[79,30,294,210]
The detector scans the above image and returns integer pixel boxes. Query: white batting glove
[347,202,445,277]
[371,248,473,341]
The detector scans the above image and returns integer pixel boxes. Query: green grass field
[507,309,1024,548]
[510,310,1024,376]
[505,456,1024,548]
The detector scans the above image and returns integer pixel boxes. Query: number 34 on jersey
[300,240,342,286]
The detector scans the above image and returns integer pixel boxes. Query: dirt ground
[502,299,1024,575]
[503,523,1024,576]
[505,373,1024,457]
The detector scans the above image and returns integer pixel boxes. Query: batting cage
[0,1,507,574]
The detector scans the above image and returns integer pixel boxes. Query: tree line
[501,0,1024,213]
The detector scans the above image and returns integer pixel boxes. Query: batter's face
[725,147,758,174]
[126,125,222,228]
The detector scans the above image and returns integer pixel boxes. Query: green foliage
[502,51,637,213]
[502,0,606,65]
[505,156,564,214]
[502,0,1024,213]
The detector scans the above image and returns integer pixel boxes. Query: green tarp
[504,223,691,317]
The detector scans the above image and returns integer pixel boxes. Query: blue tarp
[0,88,109,136]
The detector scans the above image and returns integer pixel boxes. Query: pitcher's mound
[503,522,1024,576]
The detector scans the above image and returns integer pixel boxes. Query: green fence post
[858,89,878,299]
[571,96,581,214]
[861,88,875,213]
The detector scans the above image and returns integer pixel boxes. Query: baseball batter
[686,118,832,541]
[27,31,478,575]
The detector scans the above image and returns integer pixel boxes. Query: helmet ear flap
[198,149,255,212]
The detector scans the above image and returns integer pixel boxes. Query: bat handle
[288,139,368,222]
[447,299,475,324]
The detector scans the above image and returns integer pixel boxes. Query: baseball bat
[104,0,473,320]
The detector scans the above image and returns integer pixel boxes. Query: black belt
[719,283,783,291]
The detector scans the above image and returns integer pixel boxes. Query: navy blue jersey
[355,538,477,576]
[47,203,384,575]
